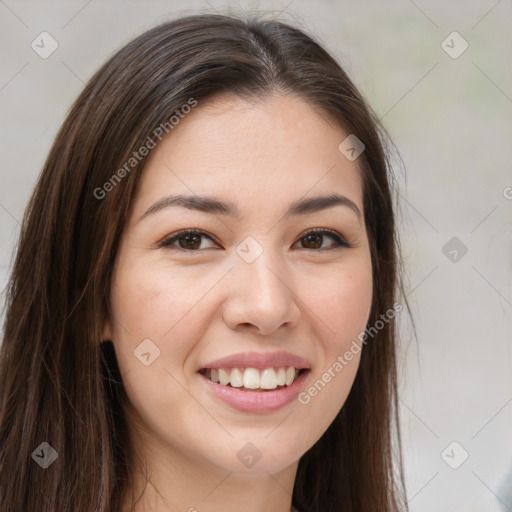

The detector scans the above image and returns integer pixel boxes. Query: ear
[102,315,113,342]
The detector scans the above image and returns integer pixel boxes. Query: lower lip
[199,370,310,413]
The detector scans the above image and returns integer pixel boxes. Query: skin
[103,93,373,512]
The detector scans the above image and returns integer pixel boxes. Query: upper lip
[199,351,311,370]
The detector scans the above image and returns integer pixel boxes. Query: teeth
[260,368,277,389]
[243,368,260,389]
[230,368,243,388]
[205,366,301,390]
[218,368,230,386]
[285,366,296,386]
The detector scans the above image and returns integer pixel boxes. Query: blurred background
[0,1,511,510]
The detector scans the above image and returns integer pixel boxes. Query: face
[103,93,373,478]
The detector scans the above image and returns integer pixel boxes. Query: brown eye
[176,233,202,250]
[158,230,218,252]
[158,228,351,254]
[296,229,351,250]
[301,232,323,249]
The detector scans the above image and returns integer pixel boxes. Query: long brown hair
[0,13,409,511]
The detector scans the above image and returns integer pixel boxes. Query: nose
[221,249,301,336]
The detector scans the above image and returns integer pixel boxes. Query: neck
[120,411,299,512]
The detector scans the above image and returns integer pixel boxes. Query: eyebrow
[138,192,362,223]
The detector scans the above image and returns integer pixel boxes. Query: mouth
[198,366,308,392]
[197,351,311,412]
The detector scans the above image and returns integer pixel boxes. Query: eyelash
[157,228,352,254]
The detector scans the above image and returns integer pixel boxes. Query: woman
[0,13,410,512]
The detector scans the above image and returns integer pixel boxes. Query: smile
[197,351,311,412]
[200,366,304,391]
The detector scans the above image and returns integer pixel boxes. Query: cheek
[302,258,373,344]
[108,257,221,371]
[107,259,218,438]
[293,257,372,428]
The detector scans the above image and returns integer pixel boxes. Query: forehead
[132,93,364,221]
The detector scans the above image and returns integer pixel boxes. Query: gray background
[1,1,511,510]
